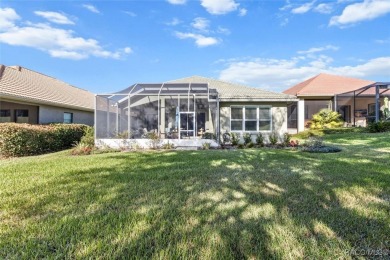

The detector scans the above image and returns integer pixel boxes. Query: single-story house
[95,76,297,148]
[0,64,94,125]
[282,73,386,132]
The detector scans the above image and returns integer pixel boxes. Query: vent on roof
[10,65,22,71]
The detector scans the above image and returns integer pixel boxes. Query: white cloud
[280,0,293,11]
[297,45,339,54]
[191,17,210,31]
[314,3,334,14]
[34,11,74,25]
[82,4,100,14]
[330,0,390,27]
[167,0,186,4]
[123,11,137,17]
[175,32,220,47]
[0,8,131,60]
[166,17,182,26]
[217,26,231,35]
[0,8,20,30]
[239,8,247,16]
[123,47,132,54]
[291,1,316,14]
[280,17,289,26]
[200,0,239,15]
[376,38,390,44]
[218,55,390,91]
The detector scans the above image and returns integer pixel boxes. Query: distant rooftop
[0,65,94,111]
[168,75,297,101]
[283,73,375,96]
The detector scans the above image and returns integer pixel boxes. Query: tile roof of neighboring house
[0,65,94,111]
[168,75,297,101]
[283,73,375,97]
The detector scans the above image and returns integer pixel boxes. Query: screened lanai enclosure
[95,83,219,145]
[335,82,390,127]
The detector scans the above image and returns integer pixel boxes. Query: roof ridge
[171,75,290,96]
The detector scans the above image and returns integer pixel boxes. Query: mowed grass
[0,133,389,259]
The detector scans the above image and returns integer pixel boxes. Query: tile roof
[168,75,297,101]
[283,73,375,96]
[0,65,94,111]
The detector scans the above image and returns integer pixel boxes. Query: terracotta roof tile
[283,73,375,96]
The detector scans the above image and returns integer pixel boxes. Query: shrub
[80,126,95,146]
[243,133,252,145]
[246,142,254,148]
[282,133,291,147]
[202,142,211,150]
[310,109,343,129]
[256,133,264,147]
[0,123,89,157]
[70,142,93,156]
[237,143,245,149]
[231,133,239,146]
[367,121,390,133]
[161,141,175,149]
[147,132,161,149]
[301,136,341,153]
[269,132,278,146]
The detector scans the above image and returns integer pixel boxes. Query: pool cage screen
[335,82,390,126]
[95,83,219,140]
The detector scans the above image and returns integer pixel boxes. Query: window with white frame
[230,106,272,132]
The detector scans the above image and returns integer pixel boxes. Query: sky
[0,0,389,94]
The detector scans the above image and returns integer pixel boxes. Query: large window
[0,109,11,122]
[231,106,272,132]
[15,109,29,123]
[64,112,73,124]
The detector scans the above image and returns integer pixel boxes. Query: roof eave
[0,93,94,112]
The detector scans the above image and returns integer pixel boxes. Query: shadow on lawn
[2,140,390,258]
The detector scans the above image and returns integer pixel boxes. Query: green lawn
[1,133,389,259]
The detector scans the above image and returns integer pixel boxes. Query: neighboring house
[283,73,376,131]
[95,76,297,148]
[0,65,94,125]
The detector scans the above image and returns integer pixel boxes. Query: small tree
[310,109,343,129]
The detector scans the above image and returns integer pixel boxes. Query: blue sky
[1,0,389,93]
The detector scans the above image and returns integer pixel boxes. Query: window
[64,112,73,124]
[0,109,10,117]
[230,106,272,132]
[231,107,243,131]
[259,107,271,131]
[0,109,11,122]
[15,109,28,123]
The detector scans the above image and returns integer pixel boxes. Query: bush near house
[367,121,390,133]
[0,123,90,157]
[310,109,343,129]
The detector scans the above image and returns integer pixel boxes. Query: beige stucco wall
[219,101,288,141]
[39,105,94,126]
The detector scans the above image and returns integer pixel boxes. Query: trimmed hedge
[0,123,90,157]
